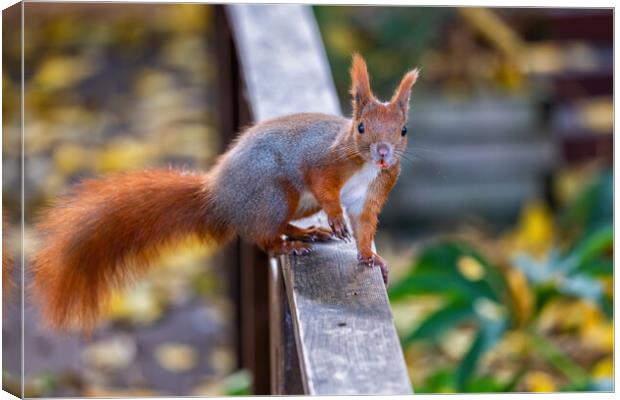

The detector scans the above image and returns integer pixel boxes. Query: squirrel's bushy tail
[31,169,231,332]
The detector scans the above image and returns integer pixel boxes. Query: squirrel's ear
[390,68,419,115]
[350,53,372,119]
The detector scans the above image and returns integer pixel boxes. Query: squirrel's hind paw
[265,239,314,257]
[285,225,334,243]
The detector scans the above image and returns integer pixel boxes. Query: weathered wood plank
[278,215,413,395]
[226,4,341,120]
[269,258,304,395]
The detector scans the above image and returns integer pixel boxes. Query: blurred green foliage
[389,167,613,393]
[222,370,252,396]
[314,6,450,109]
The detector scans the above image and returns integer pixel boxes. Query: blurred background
[2,3,613,396]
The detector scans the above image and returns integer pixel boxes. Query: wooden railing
[216,4,413,395]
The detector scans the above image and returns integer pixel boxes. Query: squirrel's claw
[267,240,314,257]
[306,226,335,242]
[292,246,313,256]
[328,215,351,242]
[285,225,334,243]
[357,252,389,285]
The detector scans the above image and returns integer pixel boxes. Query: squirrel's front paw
[357,252,389,285]
[328,214,351,241]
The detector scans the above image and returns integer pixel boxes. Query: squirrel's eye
[401,126,408,136]
[357,122,365,134]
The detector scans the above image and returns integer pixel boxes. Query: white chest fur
[340,163,380,217]
[296,190,319,215]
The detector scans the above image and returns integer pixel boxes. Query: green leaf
[571,223,613,269]
[464,375,507,392]
[577,258,613,277]
[415,368,456,394]
[560,168,612,233]
[533,284,563,314]
[402,301,475,347]
[528,331,589,386]
[388,272,491,302]
[456,317,508,390]
[585,169,613,231]
[222,369,252,396]
[389,241,504,303]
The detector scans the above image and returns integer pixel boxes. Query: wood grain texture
[269,258,304,395]
[279,215,412,395]
[226,4,341,120]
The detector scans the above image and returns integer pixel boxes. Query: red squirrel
[31,54,418,331]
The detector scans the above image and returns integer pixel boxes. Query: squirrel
[31,54,418,332]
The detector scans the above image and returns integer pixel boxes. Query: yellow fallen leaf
[499,330,528,355]
[166,4,210,34]
[209,347,235,375]
[523,43,564,75]
[156,124,218,161]
[537,299,565,332]
[95,139,155,173]
[509,199,554,257]
[323,25,363,56]
[157,237,212,272]
[581,320,613,353]
[34,55,98,91]
[592,356,613,379]
[578,97,613,134]
[600,276,613,298]
[505,268,533,326]
[82,335,136,370]
[457,256,485,281]
[524,371,556,392]
[159,36,207,73]
[155,343,198,373]
[53,143,93,175]
[106,283,163,325]
[539,299,602,333]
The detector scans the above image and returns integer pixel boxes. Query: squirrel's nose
[377,143,390,158]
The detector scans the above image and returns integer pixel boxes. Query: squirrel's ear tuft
[350,53,372,119]
[390,68,419,115]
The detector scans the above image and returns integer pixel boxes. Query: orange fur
[354,165,400,259]
[390,68,419,114]
[31,169,233,331]
[350,53,374,119]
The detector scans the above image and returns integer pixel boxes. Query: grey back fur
[209,113,349,240]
